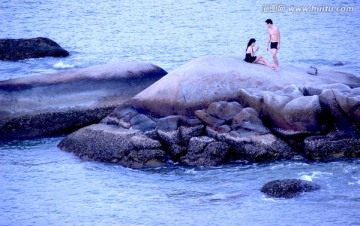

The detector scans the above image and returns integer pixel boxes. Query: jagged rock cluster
[238,83,360,160]
[64,99,296,168]
[59,89,360,168]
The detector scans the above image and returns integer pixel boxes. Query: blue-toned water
[1,0,360,80]
[1,0,360,225]
[1,137,360,225]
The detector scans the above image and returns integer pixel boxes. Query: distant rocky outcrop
[0,37,69,61]
[261,179,321,198]
[0,61,167,140]
[57,56,360,168]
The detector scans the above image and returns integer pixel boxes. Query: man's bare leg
[271,49,279,70]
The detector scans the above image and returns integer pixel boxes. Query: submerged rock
[0,37,69,61]
[0,61,167,140]
[261,179,321,198]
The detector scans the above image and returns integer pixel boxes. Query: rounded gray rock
[261,179,321,198]
[0,37,69,61]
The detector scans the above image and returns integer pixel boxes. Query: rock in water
[58,56,360,169]
[58,124,167,168]
[0,61,167,140]
[261,179,321,198]
[0,37,69,61]
[304,132,360,160]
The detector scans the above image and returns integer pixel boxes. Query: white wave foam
[299,171,333,181]
[209,193,227,201]
[183,168,197,175]
[300,175,313,181]
[53,61,75,69]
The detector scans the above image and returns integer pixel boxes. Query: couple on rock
[244,19,280,71]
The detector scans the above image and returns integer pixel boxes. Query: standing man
[266,19,280,71]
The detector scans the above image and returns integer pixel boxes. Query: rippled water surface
[1,0,360,225]
[1,138,360,225]
[0,0,359,79]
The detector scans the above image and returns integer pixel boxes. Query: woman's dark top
[244,47,256,63]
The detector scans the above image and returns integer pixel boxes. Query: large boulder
[319,89,353,132]
[128,56,360,116]
[0,61,167,140]
[0,37,69,61]
[239,85,329,137]
[333,88,360,130]
[261,179,321,198]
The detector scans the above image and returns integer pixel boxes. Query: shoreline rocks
[0,61,167,140]
[304,132,360,160]
[0,37,69,61]
[58,124,167,168]
[26,55,360,168]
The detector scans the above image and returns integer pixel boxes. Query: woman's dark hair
[246,38,256,51]
[265,19,273,24]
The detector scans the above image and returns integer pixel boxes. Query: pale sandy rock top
[130,56,360,116]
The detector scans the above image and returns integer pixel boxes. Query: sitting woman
[244,38,274,68]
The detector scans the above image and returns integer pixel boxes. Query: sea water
[1,0,360,225]
[1,0,359,79]
[1,137,360,225]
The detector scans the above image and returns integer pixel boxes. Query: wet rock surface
[304,132,360,160]
[261,179,321,198]
[0,37,69,61]
[58,124,167,169]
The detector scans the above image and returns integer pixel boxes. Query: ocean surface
[1,0,360,225]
